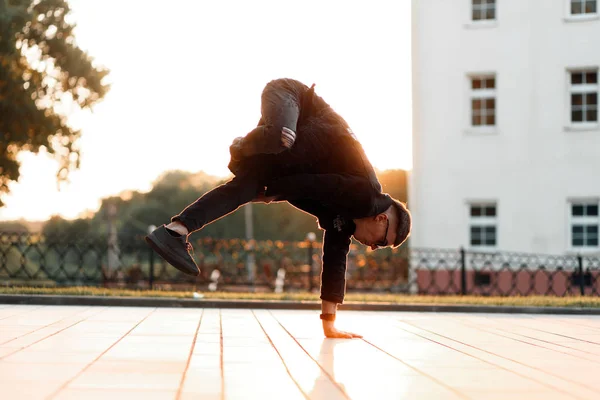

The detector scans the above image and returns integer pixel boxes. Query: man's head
[352,199,412,250]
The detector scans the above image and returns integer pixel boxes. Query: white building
[410,0,600,255]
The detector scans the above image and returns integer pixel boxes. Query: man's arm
[320,229,363,339]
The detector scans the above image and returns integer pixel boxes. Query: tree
[42,214,90,242]
[0,0,109,206]
[0,220,28,232]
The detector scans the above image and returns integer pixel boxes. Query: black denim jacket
[235,78,394,304]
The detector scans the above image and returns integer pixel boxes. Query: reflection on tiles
[0,305,599,399]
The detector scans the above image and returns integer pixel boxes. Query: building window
[470,75,496,127]
[570,202,599,248]
[472,0,496,21]
[570,70,598,124]
[570,0,597,15]
[470,204,497,247]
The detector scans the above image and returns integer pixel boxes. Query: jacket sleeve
[320,229,351,304]
[264,173,373,213]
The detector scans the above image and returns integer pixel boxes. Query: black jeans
[171,173,263,233]
[232,78,307,159]
[172,79,308,232]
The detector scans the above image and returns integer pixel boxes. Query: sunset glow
[0,0,412,221]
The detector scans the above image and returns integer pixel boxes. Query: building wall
[410,0,600,254]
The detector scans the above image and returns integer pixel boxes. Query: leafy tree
[0,0,109,206]
[0,220,28,232]
[42,214,90,241]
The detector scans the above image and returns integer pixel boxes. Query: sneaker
[145,225,200,276]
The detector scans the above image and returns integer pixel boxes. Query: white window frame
[468,202,498,251]
[565,68,598,131]
[568,199,600,253]
[466,74,497,135]
[565,0,599,22]
[465,0,497,29]
[471,0,496,22]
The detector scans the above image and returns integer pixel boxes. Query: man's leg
[230,79,304,159]
[170,175,263,233]
[145,175,263,276]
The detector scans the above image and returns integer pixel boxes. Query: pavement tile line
[560,319,600,331]
[359,338,471,400]
[175,309,204,400]
[396,319,591,399]
[0,306,93,346]
[522,328,600,346]
[465,315,600,346]
[498,330,600,357]
[46,307,158,400]
[0,305,45,321]
[251,310,310,400]
[219,309,224,400]
[453,317,600,361]
[553,318,600,331]
[0,306,108,361]
[268,310,351,400]
[494,316,600,346]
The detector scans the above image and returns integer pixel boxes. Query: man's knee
[262,78,298,94]
[261,80,301,135]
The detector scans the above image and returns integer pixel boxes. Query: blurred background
[1,0,599,297]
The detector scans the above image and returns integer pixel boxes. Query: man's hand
[322,320,363,339]
[321,299,362,339]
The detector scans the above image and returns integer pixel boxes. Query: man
[146,78,412,338]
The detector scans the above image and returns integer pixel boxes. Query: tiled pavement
[1,305,600,399]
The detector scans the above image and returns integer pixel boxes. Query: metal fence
[1,232,599,296]
[410,248,600,296]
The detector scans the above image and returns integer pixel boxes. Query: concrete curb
[2,294,600,315]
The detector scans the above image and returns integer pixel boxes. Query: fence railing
[1,232,599,296]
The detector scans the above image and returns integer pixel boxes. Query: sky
[0,0,412,222]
